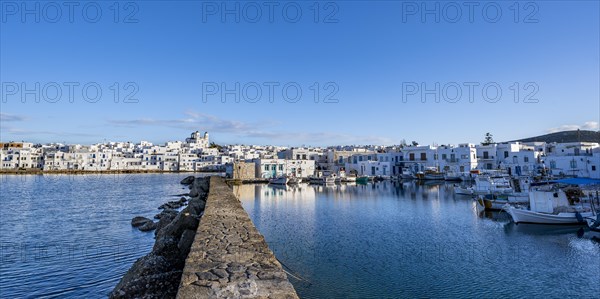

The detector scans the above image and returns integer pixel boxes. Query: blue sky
[1,1,599,146]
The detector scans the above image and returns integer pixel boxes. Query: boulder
[131,216,152,228]
[180,176,195,185]
[111,177,211,299]
[139,221,157,232]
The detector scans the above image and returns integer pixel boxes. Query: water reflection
[236,181,600,299]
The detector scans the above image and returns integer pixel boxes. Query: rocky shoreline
[109,176,209,298]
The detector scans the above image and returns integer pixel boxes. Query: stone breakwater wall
[110,176,210,298]
[177,177,299,299]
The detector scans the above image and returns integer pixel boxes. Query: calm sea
[0,173,198,298]
[235,181,600,299]
[1,176,598,298]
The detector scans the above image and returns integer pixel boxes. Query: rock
[196,271,219,281]
[155,210,179,236]
[212,268,229,279]
[131,216,152,228]
[139,221,157,232]
[154,208,178,220]
[180,176,195,185]
[111,177,211,299]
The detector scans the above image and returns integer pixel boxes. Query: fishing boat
[337,169,357,183]
[269,176,288,185]
[456,175,515,195]
[444,171,462,181]
[454,185,473,195]
[341,175,357,183]
[309,172,336,184]
[423,170,445,180]
[504,179,599,224]
[269,175,301,185]
[475,193,529,211]
[356,176,369,184]
[287,176,301,184]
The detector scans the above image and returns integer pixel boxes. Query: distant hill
[508,130,600,143]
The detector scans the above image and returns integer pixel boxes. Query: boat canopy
[550,178,600,185]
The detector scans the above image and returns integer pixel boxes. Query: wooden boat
[269,176,287,185]
[356,176,369,184]
[475,194,529,211]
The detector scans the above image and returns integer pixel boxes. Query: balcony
[476,156,495,160]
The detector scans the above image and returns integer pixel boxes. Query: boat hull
[424,174,445,180]
[506,207,595,225]
[356,176,369,184]
[269,177,287,185]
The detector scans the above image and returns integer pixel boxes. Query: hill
[509,130,600,143]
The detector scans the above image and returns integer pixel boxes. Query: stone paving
[177,177,299,299]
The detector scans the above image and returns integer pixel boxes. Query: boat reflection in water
[503,221,587,236]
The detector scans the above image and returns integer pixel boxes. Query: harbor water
[1,175,598,298]
[235,181,600,298]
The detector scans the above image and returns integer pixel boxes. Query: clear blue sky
[1,1,599,146]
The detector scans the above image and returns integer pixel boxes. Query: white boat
[341,176,357,183]
[457,175,515,195]
[506,207,595,225]
[444,172,462,181]
[287,176,301,184]
[337,169,356,183]
[454,185,473,195]
[504,185,596,225]
[309,172,336,184]
[400,167,415,179]
[269,176,287,185]
[475,193,529,210]
[423,171,444,180]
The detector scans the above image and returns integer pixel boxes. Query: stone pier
[177,177,298,299]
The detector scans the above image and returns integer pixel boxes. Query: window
[302,154,307,159]
[264,165,269,171]
[504,151,509,158]
[592,166,597,171]
[483,151,489,159]
[549,161,556,169]
[278,165,283,171]
[524,157,529,163]
[420,153,426,160]
[442,154,447,160]
[570,160,577,168]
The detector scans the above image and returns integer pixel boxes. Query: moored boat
[504,179,599,225]
[269,176,287,185]
[475,193,529,211]
[444,172,462,181]
[356,176,369,184]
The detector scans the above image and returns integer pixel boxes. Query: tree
[481,133,494,145]
[399,139,408,148]
[209,142,223,151]
[411,141,419,146]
